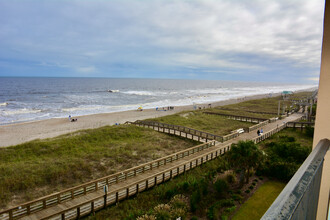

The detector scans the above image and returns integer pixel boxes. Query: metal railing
[261,139,330,220]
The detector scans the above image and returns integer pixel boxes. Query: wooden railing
[203,111,268,123]
[0,141,216,220]
[36,144,232,220]
[286,121,315,128]
[222,132,240,142]
[251,123,287,143]
[247,120,269,133]
[129,120,224,142]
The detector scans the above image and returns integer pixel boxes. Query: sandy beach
[0,93,283,147]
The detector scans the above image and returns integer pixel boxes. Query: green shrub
[305,126,314,138]
[245,189,250,194]
[190,190,201,212]
[231,194,243,203]
[249,185,254,190]
[191,216,198,220]
[214,179,229,197]
[252,182,256,186]
[226,173,236,184]
[153,204,171,220]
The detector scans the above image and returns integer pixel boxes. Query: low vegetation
[208,91,314,118]
[0,125,198,209]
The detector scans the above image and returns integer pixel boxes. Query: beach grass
[208,91,314,118]
[146,111,254,136]
[231,181,286,220]
[0,125,198,208]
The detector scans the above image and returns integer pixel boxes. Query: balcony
[261,139,330,219]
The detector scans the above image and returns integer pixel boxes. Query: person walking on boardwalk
[257,129,260,136]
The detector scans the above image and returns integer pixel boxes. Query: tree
[227,141,264,187]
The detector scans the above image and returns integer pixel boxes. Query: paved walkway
[10,113,303,220]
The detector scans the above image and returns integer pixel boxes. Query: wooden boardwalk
[0,113,303,220]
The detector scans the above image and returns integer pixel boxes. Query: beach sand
[0,93,278,147]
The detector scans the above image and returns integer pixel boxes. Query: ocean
[0,77,315,125]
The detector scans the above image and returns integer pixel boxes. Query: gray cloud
[0,0,325,82]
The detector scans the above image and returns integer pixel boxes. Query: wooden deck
[0,113,303,220]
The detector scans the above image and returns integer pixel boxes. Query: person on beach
[68,115,71,121]
[257,129,260,136]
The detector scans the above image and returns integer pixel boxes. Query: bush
[231,194,243,203]
[226,173,236,184]
[305,126,314,138]
[191,216,198,220]
[170,194,189,211]
[252,182,256,186]
[214,179,229,197]
[245,189,250,194]
[136,214,157,220]
[154,204,171,220]
[190,190,201,212]
[249,185,254,190]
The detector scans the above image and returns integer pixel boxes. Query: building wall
[313,1,330,219]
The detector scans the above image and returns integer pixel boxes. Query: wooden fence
[214,108,279,116]
[129,120,224,142]
[0,141,216,220]
[251,123,287,144]
[286,122,315,129]
[247,120,269,133]
[203,111,268,123]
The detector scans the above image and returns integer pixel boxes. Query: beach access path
[4,113,302,220]
[0,93,277,147]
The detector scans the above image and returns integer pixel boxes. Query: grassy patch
[209,91,314,118]
[0,125,197,208]
[232,181,286,220]
[258,128,313,150]
[146,111,253,136]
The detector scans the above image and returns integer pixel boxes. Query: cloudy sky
[0,0,325,83]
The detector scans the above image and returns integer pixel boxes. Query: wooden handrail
[0,141,216,218]
[38,143,232,220]
[131,120,224,142]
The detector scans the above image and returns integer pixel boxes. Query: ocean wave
[0,102,8,106]
[1,108,42,116]
[121,90,177,96]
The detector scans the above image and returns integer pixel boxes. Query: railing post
[91,201,94,213]
[9,210,13,220]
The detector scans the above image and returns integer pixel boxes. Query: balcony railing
[261,139,330,219]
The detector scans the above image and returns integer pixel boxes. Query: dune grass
[0,125,198,209]
[209,91,314,118]
[146,111,254,136]
[232,181,286,220]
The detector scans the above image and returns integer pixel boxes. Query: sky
[0,0,325,83]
